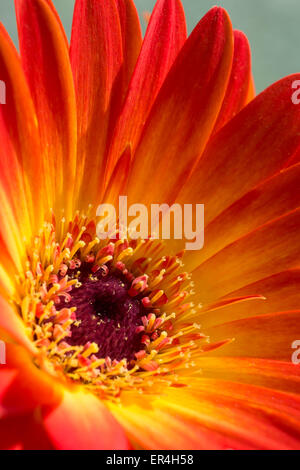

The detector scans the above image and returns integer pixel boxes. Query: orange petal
[213,30,252,134]
[42,390,129,450]
[108,393,248,450]
[0,230,21,298]
[178,74,300,225]
[110,380,300,449]
[195,357,300,394]
[193,208,300,303]
[106,0,187,181]
[204,310,300,360]
[185,162,300,271]
[103,145,131,206]
[15,0,77,219]
[200,270,300,327]
[185,378,300,449]
[247,73,256,102]
[127,7,233,206]
[70,0,123,208]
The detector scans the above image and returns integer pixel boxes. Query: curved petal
[200,270,300,327]
[116,0,142,100]
[177,74,300,225]
[15,0,77,220]
[127,7,233,206]
[106,0,187,182]
[70,0,123,209]
[192,208,300,303]
[247,73,256,101]
[42,389,129,450]
[213,30,252,134]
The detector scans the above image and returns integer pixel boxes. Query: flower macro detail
[0,0,300,450]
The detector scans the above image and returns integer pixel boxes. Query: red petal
[0,343,62,417]
[213,30,252,133]
[0,413,54,450]
[70,0,123,208]
[116,0,142,100]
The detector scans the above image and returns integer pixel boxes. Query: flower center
[14,210,207,399]
[60,267,146,363]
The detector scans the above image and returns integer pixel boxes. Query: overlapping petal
[0,23,42,262]
[110,381,300,449]
[115,0,142,100]
[194,357,300,394]
[105,0,187,183]
[0,298,35,353]
[200,270,300,326]
[177,74,300,225]
[192,208,300,303]
[204,310,300,360]
[213,30,253,134]
[127,7,234,206]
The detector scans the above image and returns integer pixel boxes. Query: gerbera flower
[0,0,300,450]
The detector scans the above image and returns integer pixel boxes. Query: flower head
[0,0,300,450]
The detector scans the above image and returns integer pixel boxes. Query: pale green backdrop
[0,0,299,92]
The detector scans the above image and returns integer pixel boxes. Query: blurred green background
[0,0,299,92]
